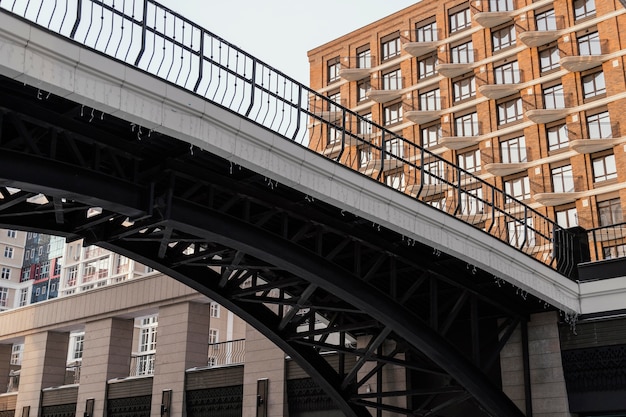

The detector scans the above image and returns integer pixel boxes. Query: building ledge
[518,30,561,47]
[526,108,571,124]
[406,183,445,197]
[339,68,370,82]
[366,89,403,103]
[534,191,581,206]
[322,136,366,157]
[435,63,473,78]
[312,110,342,123]
[570,137,626,154]
[478,83,521,100]
[560,55,608,72]
[404,110,442,124]
[402,41,438,57]
[484,162,528,177]
[456,213,488,225]
[473,11,515,28]
[440,136,480,150]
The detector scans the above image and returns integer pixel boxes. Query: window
[327,57,340,84]
[357,113,373,136]
[54,261,61,276]
[458,148,481,174]
[210,302,220,318]
[604,245,626,260]
[539,44,560,72]
[421,123,442,148]
[582,71,606,99]
[451,41,474,64]
[10,344,22,365]
[574,0,596,20]
[556,206,578,228]
[357,47,371,69]
[381,32,401,61]
[492,25,516,52]
[67,265,78,286]
[0,287,8,307]
[359,147,372,167]
[357,78,371,102]
[35,287,40,296]
[578,31,601,55]
[41,261,50,279]
[385,171,405,190]
[327,126,341,146]
[383,102,403,126]
[490,0,514,11]
[209,328,219,344]
[536,9,557,31]
[424,160,445,185]
[449,8,471,33]
[139,316,158,352]
[505,175,531,201]
[19,288,28,306]
[72,334,85,360]
[508,217,535,247]
[587,111,612,139]
[453,75,475,102]
[327,90,341,114]
[543,84,565,109]
[592,153,617,182]
[4,247,13,259]
[418,53,438,79]
[21,268,30,282]
[419,89,441,110]
[455,112,479,136]
[416,20,438,42]
[498,98,523,125]
[494,61,520,84]
[426,195,447,210]
[6,230,16,238]
[460,187,484,215]
[500,136,527,163]
[547,123,569,151]
[598,198,623,226]
[1,268,9,280]
[552,165,574,192]
[385,138,404,159]
[382,68,402,90]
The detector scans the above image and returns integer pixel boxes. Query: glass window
[592,153,617,182]
[449,8,471,33]
[500,136,527,163]
[357,48,371,69]
[72,334,85,360]
[508,217,535,247]
[3,247,13,259]
[6,230,16,238]
[543,84,565,109]
[357,113,372,136]
[327,90,341,114]
[419,89,441,110]
[455,112,479,136]
[1,268,9,280]
[536,9,557,31]
[492,25,516,51]
[458,148,481,173]
[490,0,514,11]
[451,41,474,64]
[421,123,442,148]
[357,78,371,102]
[460,187,484,215]
[552,165,575,192]
[424,160,445,185]
[19,288,28,306]
[385,138,404,159]
[0,288,8,307]
[453,76,476,101]
[359,147,372,167]
[574,0,596,20]
[382,68,402,90]
[598,198,623,226]
[209,328,219,344]
[539,44,560,72]
[547,124,569,151]
[578,32,601,55]
[582,71,606,99]
[210,302,220,318]
[385,171,406,190]
[556,206,578,228]
[498,98,523,125]
[494,61,520,84]
[419,53,438,79]
[416,20,438,42]
[327,57,340,84]
[587,111,612,139]
[384,102,403,125]
[505,176,531,201]
[381,34,401,61]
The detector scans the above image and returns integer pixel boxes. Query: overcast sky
[159,1,418,85]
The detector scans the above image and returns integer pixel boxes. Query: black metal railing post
[134,0,149,66]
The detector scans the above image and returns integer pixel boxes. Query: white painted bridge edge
[1,12,623,316]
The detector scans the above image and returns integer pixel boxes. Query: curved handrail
[0,0,576,277]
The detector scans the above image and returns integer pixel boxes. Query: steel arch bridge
[0,1,583,416]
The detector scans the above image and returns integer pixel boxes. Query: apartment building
[0,230,29,311]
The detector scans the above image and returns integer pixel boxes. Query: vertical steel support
[134,0,149,66]
[192,29,205,93]
[69,0,83,38]
[245,60,257,117]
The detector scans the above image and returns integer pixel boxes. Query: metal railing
[207,339,245,368]
[0,0,580,277]
[130,352,155,376]
[6,370,19,393]
[65,361,81,384]
[588,222,626,261]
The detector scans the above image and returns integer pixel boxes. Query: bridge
[0,1,623,416]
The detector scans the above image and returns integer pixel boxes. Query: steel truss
[0,77,546,417]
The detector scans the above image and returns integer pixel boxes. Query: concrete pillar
[501,311,573,417]
[15,331,69,416]
[75,318,134,417]
[150,301,210,417]
[0,344,12,392]
[242,325,286,417]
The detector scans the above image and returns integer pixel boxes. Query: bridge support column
[0,344,12,392]
[150,301,211,417]
[75,317,134,417]
[15,331,69,416]
[242,326,286,417]
[501,312,573,417]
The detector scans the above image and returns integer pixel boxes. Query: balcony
[518,15,563,47]
[473,0,515,28]
[534,191,581,206]
[207,339,245,368]
[478,69,523,99]
[484,162,529,176]
[440,121,481,150]
[403,94,446,125]
[130,353,155,377]
[366,75,405,104]
[339,55,374,81]
[65,361,81,385]
[402,28,440,57]
[526,92,572,124]
[310,98,347,123]
[570,122,624,154]
[560,38,609,72]
[436,48,476,78]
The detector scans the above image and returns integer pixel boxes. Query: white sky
[159,1,419,85]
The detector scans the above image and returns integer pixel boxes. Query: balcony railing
[6,370,19,393]
[130,353,155,377]
[207,339,245,368]
[588,222,626,262]
[0,0,583,279]
[65,361,81,385]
